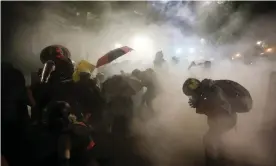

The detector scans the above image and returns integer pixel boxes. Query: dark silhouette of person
[182,78,252,166]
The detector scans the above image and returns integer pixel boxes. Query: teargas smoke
[5,2,276,166]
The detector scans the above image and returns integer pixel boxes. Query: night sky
[2,1,276,62]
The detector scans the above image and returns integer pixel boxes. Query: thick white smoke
[132,60,275,166]
[9,1,276,165]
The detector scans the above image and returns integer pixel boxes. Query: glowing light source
[160,0,169,4]
[217,0,225,5]
[204,1,212,5]
[175,48,182,54]
[189,47,195,53]
[200,38,206,44]
[256,41,262,45]
[232,53,241,60]
[266,48,273,53]
[131,35,152,51]
[235,53,241,57]
[114,43,122,48]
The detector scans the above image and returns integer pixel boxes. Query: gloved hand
[188,97,198,108]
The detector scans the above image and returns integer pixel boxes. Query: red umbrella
[96,46,133,68]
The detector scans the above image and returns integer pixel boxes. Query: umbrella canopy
[96,46,133,68]
[102,75,143,97]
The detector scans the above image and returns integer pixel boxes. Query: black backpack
[212,80,253,113]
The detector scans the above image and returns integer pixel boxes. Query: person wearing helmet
[182,78,201,98]
[72,60,96,83]
[154,51,166,68]
[131,68,160,111]
[30,45,75,122]
[33,45,105,130]
[182,78,252,166]
[40,45,75,81]
[131,69,142,78]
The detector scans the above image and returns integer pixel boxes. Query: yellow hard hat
[72,60,95,82]
[76,60,95,73]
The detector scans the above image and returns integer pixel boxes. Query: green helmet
[182,78,201,96]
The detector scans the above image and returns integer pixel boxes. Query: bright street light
[175,48,182,54]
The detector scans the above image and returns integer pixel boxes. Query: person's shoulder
[199,79,218,94]
[2,63,25,86]
[201,79,214,86]
[214,79,241,87]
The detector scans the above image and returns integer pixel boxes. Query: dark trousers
[203,113,237,166]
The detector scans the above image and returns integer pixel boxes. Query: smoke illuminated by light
[256,41,262,45]
[217,0,225,5]
[235,53,241,57]
[231,53,242,60]
[160,0,169,4]
[114,43,122,48]
[200,38,206,44]
[266,48,273,53]
[189,47,195,53]
[5,3,276,166]
[204,1,212,5]
[131,35,153,52]
[175,48,182,54]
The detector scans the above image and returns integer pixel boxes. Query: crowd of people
[2,44,253,166]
